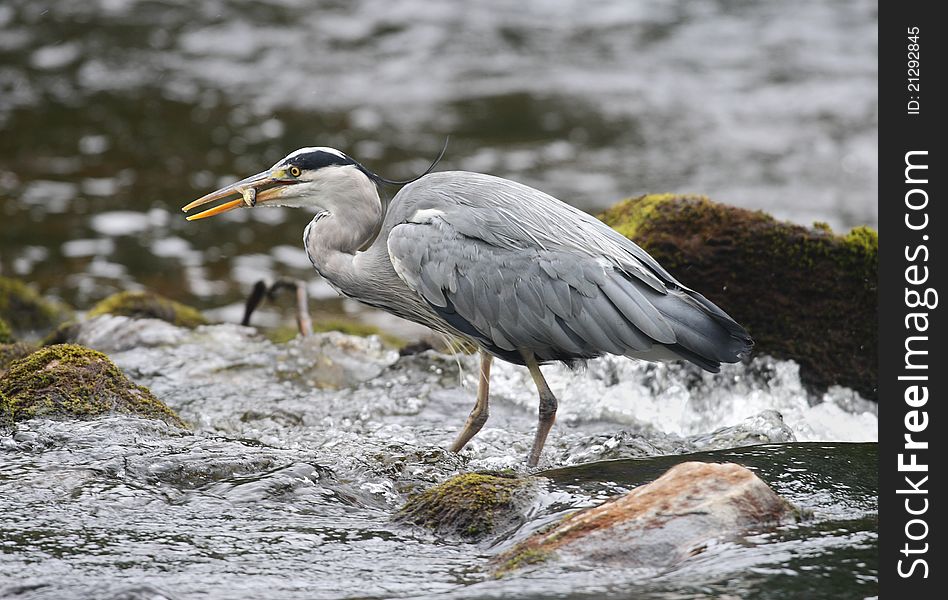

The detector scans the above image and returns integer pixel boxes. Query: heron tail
[647,288,753,373]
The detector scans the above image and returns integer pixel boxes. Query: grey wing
[387,214,747,370]
[392,172,682,294]
[385,172,752,370]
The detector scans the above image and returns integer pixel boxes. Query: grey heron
[182,145,752,466]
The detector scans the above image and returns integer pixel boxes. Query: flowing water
[2,319,877,599]
[1,0,877,322]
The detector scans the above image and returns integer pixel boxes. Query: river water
[2,319,877,599]
[1,0,877,323]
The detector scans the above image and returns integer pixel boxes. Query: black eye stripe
[285,151,356,172]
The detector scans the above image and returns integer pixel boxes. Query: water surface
[2,321,878,599]
[1,0,877,320]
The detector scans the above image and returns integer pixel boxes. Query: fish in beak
[181,169,292,220]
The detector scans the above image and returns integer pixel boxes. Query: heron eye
[288,166,302,177]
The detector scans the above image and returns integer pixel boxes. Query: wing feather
[385,172,752,369]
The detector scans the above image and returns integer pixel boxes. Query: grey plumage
[183,149,753,466]
[381,171,751,370]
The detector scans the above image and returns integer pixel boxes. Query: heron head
[181,147,373,220]
[181,141,447,220]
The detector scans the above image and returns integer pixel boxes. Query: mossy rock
[0,277,72,335]
[0,318,13,344]
[395,472,540,540]
[1,342,38,377]
[87,290,207,328]
[0,344,185,427]
[599,194,877,399]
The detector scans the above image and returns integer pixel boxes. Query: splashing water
[1,317,877,598]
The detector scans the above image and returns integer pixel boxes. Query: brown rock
[494,461,800,575]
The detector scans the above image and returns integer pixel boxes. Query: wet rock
[599,194,877,399]
[554,411,796,465]
[396,472,542,540]
[56,314,188,353]
[265,318,405,348]
[274,331,400,389]
[87,290,207,328]
[493,461,800,575]
[0,276,72,337]
[689,409,796,450]
[0,343,185,428]
[558,429,690,465]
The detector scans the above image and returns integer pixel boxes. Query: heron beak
[181,169,292,221]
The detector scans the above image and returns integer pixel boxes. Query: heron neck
[302,186,384,286]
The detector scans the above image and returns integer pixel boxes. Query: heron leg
[523,352,558,467]
[242,278,313,336]
[449,350,493,453]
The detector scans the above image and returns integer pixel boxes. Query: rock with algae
[0,277,72,336]
[0,344,185,427]
[396,472,541,540]
[493,461,800,576]
[87,290,208,328]
[599,194,877,399]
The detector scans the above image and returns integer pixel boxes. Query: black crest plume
[358,137,449,186]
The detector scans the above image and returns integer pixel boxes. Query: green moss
[843,225,878,255]
[0,318,13,344]
[0,277,71,335]
[0,344,185,427]
[87,290,207,328]
[1,342,38,376]
[396,472,534,540]
[0,389,8,426]
[598,195,878,399]
[598,193,700,240]
[493,547,554,577]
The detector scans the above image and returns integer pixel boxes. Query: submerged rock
[599,194,877,399]
[0,276,72,336]
[493,461,800,575]
[87,290,208,328]
[0,344,184,428]
[690,409,796,450]
[396,472,541,540]
[274,331,400,389]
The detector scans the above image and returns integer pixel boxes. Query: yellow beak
[181,169,289,220]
